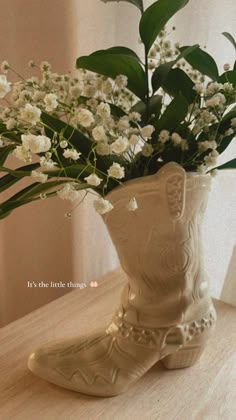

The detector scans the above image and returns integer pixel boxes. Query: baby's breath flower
[117,116,130,132]
[31,170,48,183]
[6,118,16,130]
[223,82,234,93]
[205,93,226,108]
[57,183,81,202]
[198,140,217,152]
[129,134,139,146]
[206,82,223,96]
[115,75,128,89]
[204,150,219,167]
[40,61,51,72]
[22,134,51,153]
[128,112,141,122]
[223,63,230,71]
[84,173,102,187]
[39,157,57,170]
[59,140,68,149]
[141,143,153,157]
[108,162,125,179]
[141,125,155,139]
[96,102,111,119]
[197,164,207,174]
[193,83,204,95]
[92,126,107,142]
[180,139,189,151]
[126,197,138,212]
[231,118,236,128]
[44,93,58,112]
[63,148,81,160]
[19,103,41,125]
[13,145,32,162]
[96,142,111,156]
[28,60,36,68]
[1,61,10,74]
[94,197,113,215]
[158,130,170,144]
[224,128,234,137]
[111,136,129,154]
[76,108,95,127]
[171,132,182,145]
[0,75,11,98]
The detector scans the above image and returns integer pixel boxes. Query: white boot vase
[28,162,216,397]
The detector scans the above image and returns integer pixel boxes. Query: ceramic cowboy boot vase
[28,162,217,397]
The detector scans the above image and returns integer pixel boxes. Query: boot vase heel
[162,345,204,369]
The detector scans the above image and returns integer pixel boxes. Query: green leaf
[100,0,143,13]
[0,144,15,165]
[217,133,235,155]
[215,107,236,154]
[222,32,236,51]
[0,183,89,219]
[152,44,199,93]
[210,158,236,171]
[219,106,236,131]
[6,180,70,202]
[41,112,92,159]
[91,46,141,61]
[139,0,189,53]
[179,46,219,81]
[131,95,162,121]
[0,123,22,144]
[76,50,146,100]
[218,71,236,87]
[0,163,40,193]
[162,68,196,104]
[154,93,189,132]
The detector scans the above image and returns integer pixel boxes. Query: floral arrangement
[0,0,235,218]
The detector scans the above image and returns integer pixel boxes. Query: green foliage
[0,145,16,165]
[222,32,236,51]
[91,46,141,62]
[162,68,196,104]
[151,44,199,93]
[179,46,219,81]
[154,93,189,132]
[131,95,162,122]
[218,71,236,87]
[0,181,88,219]
[139,0,189,53]
[0,163,40,193]
[41,112,91,158]
[210,158,236,171]
[76,48,146,100]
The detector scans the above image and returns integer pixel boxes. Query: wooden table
[0,268,236,420]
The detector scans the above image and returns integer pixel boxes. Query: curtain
[0,0,235,326]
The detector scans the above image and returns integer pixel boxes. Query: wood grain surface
[0,268,235,420]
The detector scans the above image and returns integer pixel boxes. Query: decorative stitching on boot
[106,310,216,350]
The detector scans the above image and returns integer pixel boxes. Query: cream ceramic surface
[28,163,216,396]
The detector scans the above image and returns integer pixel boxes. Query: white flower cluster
[0,48,235,218]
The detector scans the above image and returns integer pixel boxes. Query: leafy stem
[144,46,150,123]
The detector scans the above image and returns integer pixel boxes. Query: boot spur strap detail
[106,311,216,349]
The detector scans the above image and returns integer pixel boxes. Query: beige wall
[0,0,121,326]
